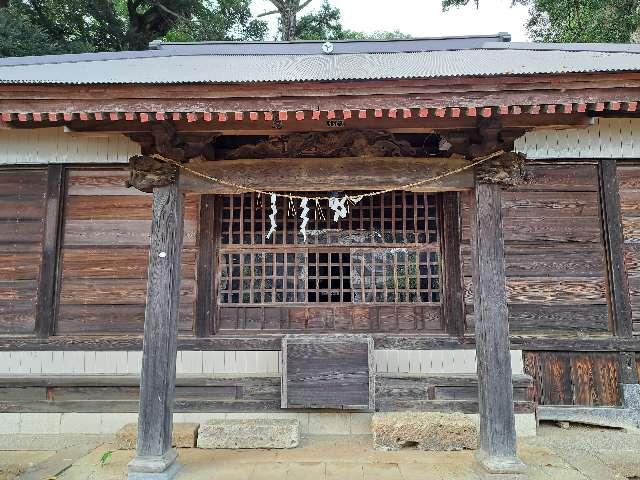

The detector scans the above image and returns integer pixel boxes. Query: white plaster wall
[0,351,281,376]
[515,117,640,159]
[0,350,524,376]
[0,127,139,165]
[374,349,524,375]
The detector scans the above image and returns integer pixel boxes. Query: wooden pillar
[439,192,465,335]
[128,182,184,479]
[35,165,65,338]
[472,182,525,475]
[598,159,633,337]
[195,195,221,336]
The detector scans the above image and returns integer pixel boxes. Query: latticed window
[218,192,440,306]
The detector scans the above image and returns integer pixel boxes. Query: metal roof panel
[1,48,639,85]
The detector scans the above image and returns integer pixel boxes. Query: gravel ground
[1,423,639,480]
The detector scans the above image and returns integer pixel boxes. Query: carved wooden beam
[475,152,528,187]
[126,155,178,193]
[127,121,218,162]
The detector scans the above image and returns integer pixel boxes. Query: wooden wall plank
[616,162,640,333]
[0,168,48,335]
[56,168,199,336]
[462,161,608,336]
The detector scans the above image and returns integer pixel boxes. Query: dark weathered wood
[195,195,220,337]
[179,157,474,193]
[472,181,519,462]
[524,351,621,406]
[135,182,184,460]
[35,165,65,338]
[599,159,633,337]
[620,352,640,384]
[439,192,465,335]
[282,334,374,410]
[2,334,640,352]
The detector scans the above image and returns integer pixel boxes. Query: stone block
[372,412,478,451]
[114,423,199,450]
[197,418,299,449]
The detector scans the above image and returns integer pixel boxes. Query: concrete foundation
[197,418,299,449]
[538,383,640,431]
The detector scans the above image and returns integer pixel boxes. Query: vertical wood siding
[617,163,640,334]
[461,162,609,334]
[0,128,139,165]
[523,352,620,406]
[0,169,48,334]
[56,168,200,335]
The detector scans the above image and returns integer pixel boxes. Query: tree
[442,0,640,43]
[270,0,411,41]
[258,0,313,40]
[0,7,64,57]
[1,0,268,57]
[165,0,268,42]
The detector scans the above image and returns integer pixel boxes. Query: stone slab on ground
[114,423,199,450]
[197,418,299,449]
[372,412,478,451]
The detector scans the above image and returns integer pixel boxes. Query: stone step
[114,423,199,450]
[197,418,299,449]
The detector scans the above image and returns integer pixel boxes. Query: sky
[251,0,531,41]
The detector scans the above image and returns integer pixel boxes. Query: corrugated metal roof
[1,35,640,85]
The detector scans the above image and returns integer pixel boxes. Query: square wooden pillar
[472,182,526,476]
[128,182,184,479]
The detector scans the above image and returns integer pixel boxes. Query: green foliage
[99,450,113,467]
[441,0,640,43]
[295,0,411,40]
[1,0,267,57]
[526,0,640,43]
[0,7,64,57]
[164,0,268,42]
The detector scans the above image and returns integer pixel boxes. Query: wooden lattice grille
[218,192,440,307]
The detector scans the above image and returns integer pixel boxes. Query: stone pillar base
[128,449,181,479]
[476,451,527,476]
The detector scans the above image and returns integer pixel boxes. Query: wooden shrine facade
[2,62,640,477]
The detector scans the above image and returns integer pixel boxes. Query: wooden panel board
[617,163,640,332]
[282,334,373,410]
[523,352,620,406]
[56,168,199,336]
[462,162,608,335]
[0,168,47,335]
[218,305,441,333]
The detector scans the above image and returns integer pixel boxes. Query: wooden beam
[194,195,220,337]
[472,182,525,474]
[179,157,474,194]
[439,192,466,335]
[56,113,593,135]
[129,182,184,477]
[1,334,640,352]
[2,72,640,114]
[34,165,65,338]
[598,159,633,337]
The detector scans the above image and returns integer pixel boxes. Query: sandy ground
[1,423,639,480]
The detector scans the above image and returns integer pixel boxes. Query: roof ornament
[322,41,334,54]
